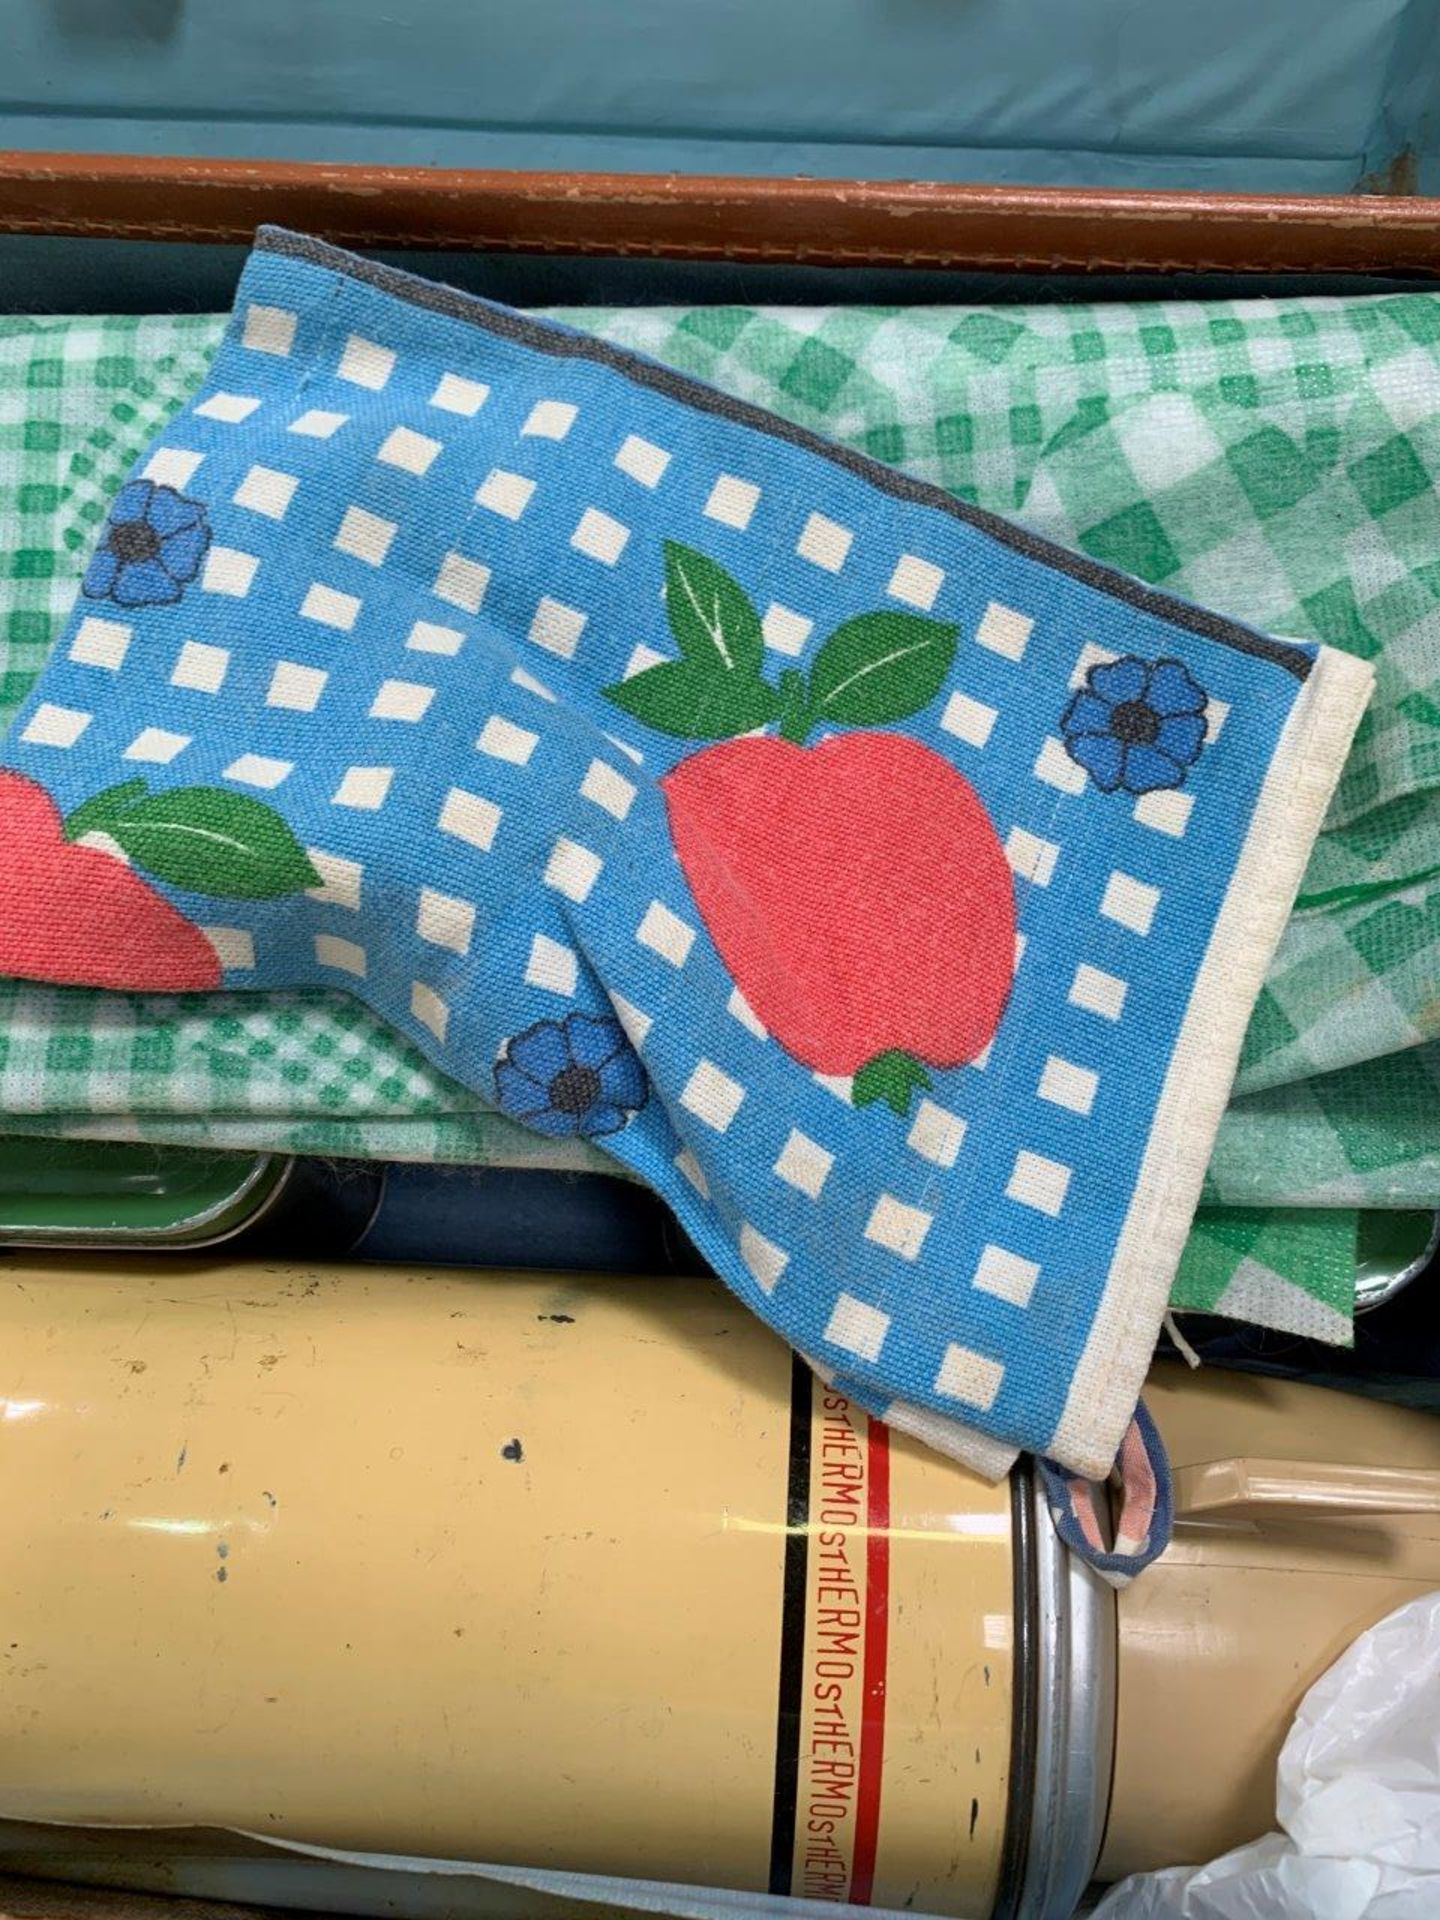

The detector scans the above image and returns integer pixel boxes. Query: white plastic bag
[1094,1589,1440,1920]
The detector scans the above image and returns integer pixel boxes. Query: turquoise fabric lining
[4,0,1439,192]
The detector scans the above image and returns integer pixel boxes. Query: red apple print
[665,733,1014,1105]
[0,770,221,991]
[0,771,318,994]
[607,542,1018,1113]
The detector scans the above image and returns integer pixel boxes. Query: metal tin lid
[0,1139,289,1248]
[1354,1209,1439,1315]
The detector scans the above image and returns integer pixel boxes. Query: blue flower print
[83,480,211,609]
[495,1013,649,1139]
[1061,655,1208,795]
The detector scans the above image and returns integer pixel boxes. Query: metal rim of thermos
[995,1460,1117,1920]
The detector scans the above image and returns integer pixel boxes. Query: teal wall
[4,0,1439,191]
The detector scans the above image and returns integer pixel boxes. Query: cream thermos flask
[0,1256,1436,1918]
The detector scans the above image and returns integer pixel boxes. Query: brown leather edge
[0,153,1438,274]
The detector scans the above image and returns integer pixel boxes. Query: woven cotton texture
[0,234,1370,1472]
[1,291,1436,1342]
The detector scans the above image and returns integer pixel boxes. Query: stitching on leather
[0,212,1431,274]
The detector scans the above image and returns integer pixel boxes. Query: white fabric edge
[805,1351,1020,1482]
[879,1395,1020,1482]
[1050,642,1376,1477]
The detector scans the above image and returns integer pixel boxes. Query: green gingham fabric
[3,293,1439,1339]
[1163,1205,1357,1341]
[0,316,222,726]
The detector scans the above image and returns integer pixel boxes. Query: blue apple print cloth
[0,230,1372,1481]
